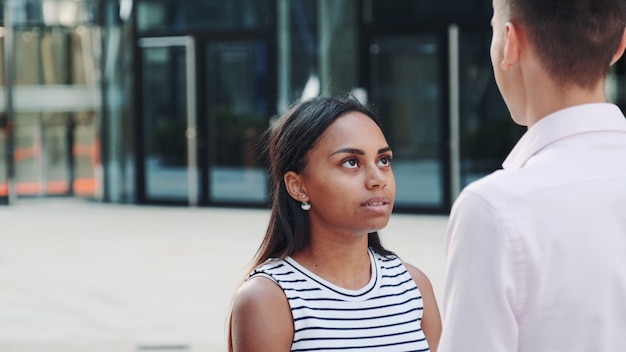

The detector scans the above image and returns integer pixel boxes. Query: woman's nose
[366,165,387,189]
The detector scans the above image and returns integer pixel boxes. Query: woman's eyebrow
[331,146,392,156]
[331,147,364,156]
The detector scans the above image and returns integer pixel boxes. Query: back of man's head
[507,0,626,89]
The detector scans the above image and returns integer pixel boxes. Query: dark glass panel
[458,31,525,187]
[137,0,273,33]
[207,41,269,203]
[370,35,445,207]
[142,45,190,200]
[289,0,318,101]
[368,0,491,24]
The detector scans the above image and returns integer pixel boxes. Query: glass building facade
[1,0,625,213]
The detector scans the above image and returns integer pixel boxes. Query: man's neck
[524,80,607,128]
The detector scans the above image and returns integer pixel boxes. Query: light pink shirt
[440,103,626,352]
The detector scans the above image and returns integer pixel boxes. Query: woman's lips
[360,197,391,213]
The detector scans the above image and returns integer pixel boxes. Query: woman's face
[300,111,396,237]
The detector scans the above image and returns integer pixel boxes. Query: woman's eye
[342,158,359,169]
[378,156,392,167]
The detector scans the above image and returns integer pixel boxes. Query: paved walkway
[0,198,448,352]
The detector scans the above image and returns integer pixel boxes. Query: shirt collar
[503,103,626,170]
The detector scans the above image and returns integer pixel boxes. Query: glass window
[367,0,491,25]
[288,0,318,102]
[319,0,359,96]
[1,25,101,198]
[280,0,359,105]
[137,0,274,33]
[607,62,626,109]
[458,31,525,187]
[207,41,269,203]
[3,0,99,27]
[369,35,445,208]
[141,44,191,201]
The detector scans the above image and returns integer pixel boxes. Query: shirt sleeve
[438,191,520,352]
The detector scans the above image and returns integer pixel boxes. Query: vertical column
[186,37,198,206]
[317,0,330,94]
[3,0,16,204]
[277,0,290,114]
[448,24,461,202]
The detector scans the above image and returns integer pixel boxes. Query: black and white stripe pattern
[249,249,430,352]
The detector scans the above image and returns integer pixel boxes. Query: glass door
[206,40,270,204]
[139,36,198,205]
[369,34,448,210]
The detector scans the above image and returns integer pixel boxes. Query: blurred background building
[0,0,624,213]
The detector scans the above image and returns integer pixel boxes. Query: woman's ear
[284,171,307,201]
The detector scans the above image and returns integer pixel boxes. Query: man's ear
[610,28,626,66]
[284,171,307,201]
[501,21,521,71]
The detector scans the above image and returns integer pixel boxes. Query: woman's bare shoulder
[403,262,432,290]
[402,261,441,352]
[230,275,294,352]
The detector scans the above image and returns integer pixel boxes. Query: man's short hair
[508,0,626,89]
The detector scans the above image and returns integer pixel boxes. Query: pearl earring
[300,194,310,210]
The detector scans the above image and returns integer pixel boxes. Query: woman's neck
[291,234,371,290]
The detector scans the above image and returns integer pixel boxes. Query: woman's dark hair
[251,95,394,270]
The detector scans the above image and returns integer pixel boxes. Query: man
[439,0,626,351]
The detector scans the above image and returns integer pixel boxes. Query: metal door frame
[137,36,199,206]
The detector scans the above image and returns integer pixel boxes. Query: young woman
[229,95,441,352]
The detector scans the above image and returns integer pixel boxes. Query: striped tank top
[248,248,430,352]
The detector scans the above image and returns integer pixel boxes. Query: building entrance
[136,35,274,206]
[138,36,199,205]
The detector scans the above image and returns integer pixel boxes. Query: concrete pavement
[0,198,448,352]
